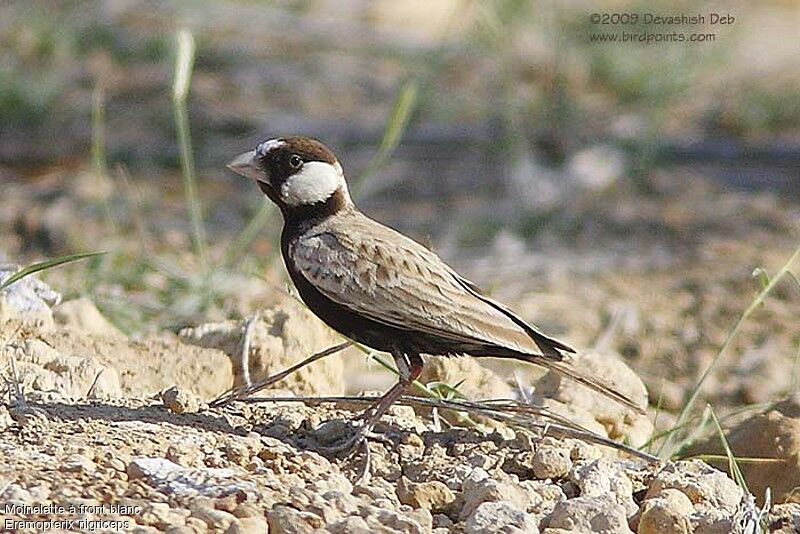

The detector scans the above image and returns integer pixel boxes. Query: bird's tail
[521,353,647,415]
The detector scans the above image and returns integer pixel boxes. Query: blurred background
[1,0,799,435]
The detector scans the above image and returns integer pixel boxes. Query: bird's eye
[289,155,303,169]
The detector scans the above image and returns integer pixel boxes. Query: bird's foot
[314,419,389,454]
[311,418,396,485]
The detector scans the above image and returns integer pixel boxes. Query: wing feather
[290,211,646,415]
[292,213,556,356]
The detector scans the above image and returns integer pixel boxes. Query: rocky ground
[1,393,793,534]
[2,269,800,533]
[2,2,799,531]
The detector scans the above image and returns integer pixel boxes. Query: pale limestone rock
[179,296,345,395]
[545,494,633,534]
[465,501,539,534]
[53,297,124,338]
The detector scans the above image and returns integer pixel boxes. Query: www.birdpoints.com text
[587,12,736,45]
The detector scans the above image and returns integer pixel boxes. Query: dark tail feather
[522,354,647,415]
[452,273,640,412]
[454,274,576,358]
[524,329,576,359]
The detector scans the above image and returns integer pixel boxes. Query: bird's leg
[354,352,423,435]
[346,353,423,484]
[327,353,422,457]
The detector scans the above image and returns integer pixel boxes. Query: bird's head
[227,136,352,214]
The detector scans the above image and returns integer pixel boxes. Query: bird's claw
[312,419,397,485]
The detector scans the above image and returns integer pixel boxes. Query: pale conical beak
[227,150,264,182]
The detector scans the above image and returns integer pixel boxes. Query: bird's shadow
[18,398,370,460]
[23,400,248,438]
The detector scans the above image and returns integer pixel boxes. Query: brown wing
[293,211,646,414]
[292,211,564,358]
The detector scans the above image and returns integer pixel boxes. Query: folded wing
[292,212,645,414]
[292,213,568,359]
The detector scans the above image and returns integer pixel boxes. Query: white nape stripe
[281,161,348,206]
[256,139,285,156]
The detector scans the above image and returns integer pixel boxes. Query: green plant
[352,80,419,198]
[172,29,207,272]
[658,245,800,458]
[0,252,106,292]
[709,405,748,493]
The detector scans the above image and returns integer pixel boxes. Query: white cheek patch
[281,161,348,206]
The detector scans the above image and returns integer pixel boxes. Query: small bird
[228,136,643,446]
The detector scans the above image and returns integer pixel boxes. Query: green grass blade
[353,80,419,198]
[223,200,276,267]
[91,84,108,180]
[661,245,800,457]
[643,401,773,453]
[0,252,106,292]
[709,405,749,493]
[685,454,783,466]
[173,29,195,102]
[172,29,207,271]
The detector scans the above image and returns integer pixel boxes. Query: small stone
[166,443,203,467]
[531,445,572,480]
[329,516,371,533]
[0,265,60,326]
[232,503,261,518]
[178,300,346,395]
[109,457,127,471]
[388,403,416,419]
[407,508,433,532]
[214,494,243,513]
[637,489,693,534]
[163,386,200,414]
[547,494,633,534]
[519,480,566,524]
[182,517,209,533]
[432,514,453,529]
[397,477,456,512]
[401,433,424,448]
[1,483,33,502]
[465,501,539,534]
[225,516,268,534]
[191,506,237,531]
[60,453,96,474]
[419,357,514,401]
[15,337,122,399]
[461,468,531,520]
[268,505,324,533]
[357,506,430,534]
[570,459,637,515]
[127,457,255,496]
[646,460,742,514]
[568,439,604,462]
[137,502,182,528]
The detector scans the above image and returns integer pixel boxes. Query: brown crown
[276,136,338,165]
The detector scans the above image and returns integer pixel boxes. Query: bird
[227,136,645,448]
